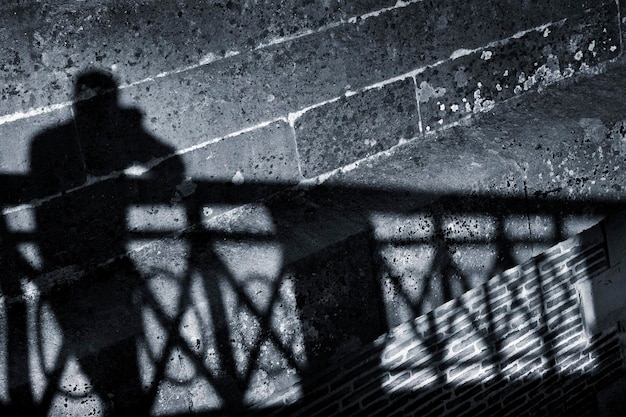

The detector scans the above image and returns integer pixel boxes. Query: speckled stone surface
[179,120,300,182]
[0,0,343,114]
[124,30,348,149]
[333,0,612,90]
[294,78,418,177]
[417,2,621,133]
[2,1,626,415]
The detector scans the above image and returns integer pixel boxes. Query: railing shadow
[1,70,625,416]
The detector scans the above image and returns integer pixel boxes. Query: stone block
[124,30,348,150]
[179,120,300,183]
[416,3,620,133]
[0,0,343,115]
[0,108,72,175]
[294,77,418,178]
[333,0,609,90]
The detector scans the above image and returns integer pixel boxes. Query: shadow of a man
[28,69,184,415]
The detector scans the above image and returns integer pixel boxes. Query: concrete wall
[2,0,626,415]
[255,216,625,417]
[1,0,623,180]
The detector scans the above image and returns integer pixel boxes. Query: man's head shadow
[29,68,184,268]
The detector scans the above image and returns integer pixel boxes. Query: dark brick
[486,283,508,299]
[565,244,605,268]
[335,403,360,417]
[541,244,564,260]
[545,296,578,315]
[595,346,623,368]
[299,384,332,406]
[343,346,384,372]
[364,397,390,415]
[406,343,431,362]
[543,287,576,310]
[436,299,462,320]
[354,371,389,395]
[448,362,481,381]
[295,77,418,177]
[513,330,543,351]
[485,294,514,317]
[298,387,350,415]
[575,256,609,277]
[500,394,530,417]
[308,400,341,417]
[475,403,503,417]
[423,403,445,417]
[450,320,480,341]
[450,382,484,406]
[341,381,373,410]
[593,367,626,389]
[450,337,479,356]
[509,356,544,380]
[588,329,618,346]
[543,299,582,330]
[330,364,381,393]
[527,293,544,310]
[538,249,576,272]
[522,273,542,292]
[457,401,487,417]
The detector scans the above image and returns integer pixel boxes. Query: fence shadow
[0,71,625,416]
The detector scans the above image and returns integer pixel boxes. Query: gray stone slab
[333,0,612,90]
[179,120,300,183]
[294,77,418,178]
[123,30,348,150]
[0,0,343,115]
[417,2,620,134]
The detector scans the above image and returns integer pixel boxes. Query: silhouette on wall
[24,70,183,415]
[1,69,625,416]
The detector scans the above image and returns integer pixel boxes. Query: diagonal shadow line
[237,271,291,389]
[140,251,305,407]
[206,256,306,376]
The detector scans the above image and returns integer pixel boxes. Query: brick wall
[254,220,625,416]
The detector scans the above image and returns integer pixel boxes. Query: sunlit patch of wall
[124,203,307,414]
[258,216,625,416]
[1,0,626,414]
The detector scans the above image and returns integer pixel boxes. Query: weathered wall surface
[1,0,623,179]
[2,1,626,415]
[254,217,625,417]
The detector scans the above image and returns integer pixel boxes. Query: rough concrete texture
[2,0,626,415]
[295,78,418,177]
[5,59,626,415]
[417,3,621,132]
[1,0,620,167]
